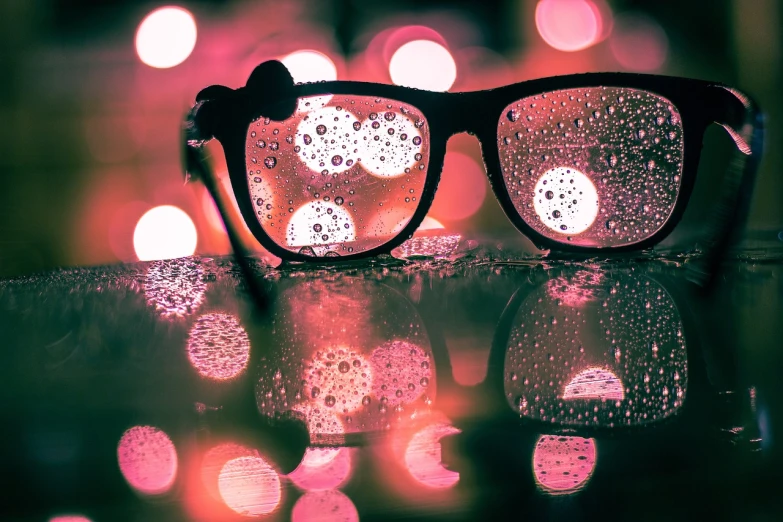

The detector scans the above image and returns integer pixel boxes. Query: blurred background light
[282,50,338,83]
[389,40,457,91]
[535,0,602,52]
[218,455,282,516]
[133,205,198,261]
[428,151,486,222]
[288,447,353,491]
[135,6,197,69]
[49,517,92,522]
[609,13,669,71]
[117,425,178,496]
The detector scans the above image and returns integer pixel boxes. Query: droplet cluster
[498,87,684,247]
[504,270,687,427]
[245,96,430,257]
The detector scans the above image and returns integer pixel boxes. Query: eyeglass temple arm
[691,86,765,291]
[182,98,270,312]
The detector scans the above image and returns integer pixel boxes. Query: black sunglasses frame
[185,61,763,269]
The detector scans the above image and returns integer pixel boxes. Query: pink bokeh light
[533,435,597,494]
[218,455,282,516]
[535,0,602,52]
[117,425,178,496]
[288,447,353,491]
[404,422,461,489]
[291,490,359,522]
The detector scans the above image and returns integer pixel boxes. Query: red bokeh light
[49,517,92,522]
[609,14,668,71]
[117,425,178,496]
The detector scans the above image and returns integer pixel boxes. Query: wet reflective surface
[2,236,782,521]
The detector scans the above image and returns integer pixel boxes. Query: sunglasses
[183,60,763,275]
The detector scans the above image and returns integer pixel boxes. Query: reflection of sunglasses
[183,60,763,269]
[231,268,758,449]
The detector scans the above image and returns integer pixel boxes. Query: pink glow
[135,7,197,69]
[370,340,432,407]
[389,40,457,92]
[292,490,359,522]
[533,435,597,494]
[117,425,178,495]
[293,404,346,442]
[133,205,197,261]
[187,313,250,381]
[219,456,282,516]
[288,447,353,491]
[609,14,668,72]
[428,152,486,222]
[535,0,601,52]
[405,422,461,489]
[49,517,92,522]
[563,367,625,401]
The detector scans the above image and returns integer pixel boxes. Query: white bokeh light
[296,106,361,174]
[281,50,337,84]
[360,111,423,177]
[389,40,457,92]
[535,0,600,52]
[286,201,356,248]
[533,167,598,234]
[562,367,625,401]
[133,205,197,261]
[135,7,197,68]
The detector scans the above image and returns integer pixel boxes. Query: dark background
[1,0,781,277]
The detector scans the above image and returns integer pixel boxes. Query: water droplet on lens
[552,210,561,218]
[316,125,327,135]
[362,395,371,406]
[264,157,277,169]
[545,190,554,200]
[384,111,396,121]
[324,395,336,407]
[420,377,429,387]
[311,386,320,398]
[332,155,343,166]
[313,223,322,233]
[412,136,422,146]
[335,196,344,205]
[507,109,519,122]
[338,361,350,373]
[574,118,584,128]
[303,134,312,145]
[256,140,266,148]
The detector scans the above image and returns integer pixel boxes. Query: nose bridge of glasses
[431,91,499,137]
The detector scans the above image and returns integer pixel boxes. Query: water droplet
[338,361,350,373]
[331,155,343,166]
[264,157,277,169]
[324,395,336,407]
[384,111,396,121]
[313,223,322,233]
[334,196,344,205]
[311,386,320,398]
[552,210,561,218]
[545,190,554,200]
[574,118,584,128]
[412,136,422,146]
[507,109,519,122]
[303,134,312,145]
[362,395,371,406]
[420,377,429,387]
[269,141,279,151]
[256,140,266,148]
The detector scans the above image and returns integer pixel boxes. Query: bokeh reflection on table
[0,243,779,521]
[502,269,687,427]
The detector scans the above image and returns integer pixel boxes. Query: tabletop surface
[2,235,782,521]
